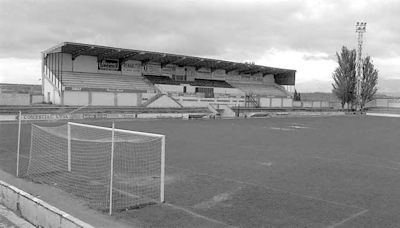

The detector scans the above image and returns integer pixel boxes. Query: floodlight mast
[355,21,366,111]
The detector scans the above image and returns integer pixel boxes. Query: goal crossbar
[68,122,164,138]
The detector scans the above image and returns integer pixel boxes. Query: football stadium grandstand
[41,42,296,109]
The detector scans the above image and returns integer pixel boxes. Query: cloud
[302,54,335,61]
[0,58,41,84]
[2,0,399,59]
[0,0,399,91]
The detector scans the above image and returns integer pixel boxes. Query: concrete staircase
[208,104,236,118]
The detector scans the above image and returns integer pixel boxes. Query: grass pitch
[1,116,400,227]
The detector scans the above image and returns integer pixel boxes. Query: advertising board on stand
[20,113,84,121]
[122,60,142,75]
[98,59,119,71]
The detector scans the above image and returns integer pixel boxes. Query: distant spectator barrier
[0,94,43,106]
[366,98,400,108]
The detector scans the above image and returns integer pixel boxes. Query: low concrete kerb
[366,113,400,118]
[0,180,94,228]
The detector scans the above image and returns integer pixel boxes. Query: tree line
[332,46,378,110]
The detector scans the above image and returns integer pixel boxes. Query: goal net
[25,122,165,213]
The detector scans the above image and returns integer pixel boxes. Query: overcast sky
[1,0,399,92]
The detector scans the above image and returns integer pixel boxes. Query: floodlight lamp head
[355,21,367,32]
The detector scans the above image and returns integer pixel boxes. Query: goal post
[16,111,22,177]
[26,121,165,213]
[67,123,71,172]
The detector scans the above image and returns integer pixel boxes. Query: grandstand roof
[44,42,296,85]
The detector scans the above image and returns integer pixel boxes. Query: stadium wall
[0,94,43,105]
[116,93,139,106]
[174,96,244,107]
[0,93,30,105]
[43,74,61,104]
[271,98,283,107]
[368,98,400,108]
[292,101,332,108]
[156,84,183,93]
[63,91,89,106]
[62,91,140,106]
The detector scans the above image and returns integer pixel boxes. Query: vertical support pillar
[41,53,45,96]
[109,122,115,215]
[114,92,118,107]
[88,92,92,106]
[160,135,165,203]
[67,123,71,172]
[16,111,22,177]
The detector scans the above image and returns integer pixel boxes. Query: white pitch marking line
[312,156,400,171]
[327,209,369,228]
[366,113,400,118]
[290,125,311,129]
[164,203,236,227]
[168,165,365,210]
[269,127,295,131]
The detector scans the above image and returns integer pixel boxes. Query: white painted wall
[156,84,183,93]
[259,97,271,107]
[174,96,245,107]
[293,101,302,107]
[282,98,293,107]
[376,99,388,107]
[43,76,61,104]
[63,91,89,106]
[389,103,400,108]
[321,101,329,108]
[271,98,282,107]
[263,74,275,84]
[116,93,138,106]
[147,95,181,108]
[214,87,244,95]
[0,94,30,105]
[312,101,321,108]
[73,55,98,73]
[303,101,313,108]
[62,53,73,71]
[32,95,43,104]
[91,92,115,106]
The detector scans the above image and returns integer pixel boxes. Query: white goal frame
[66,122,165,214]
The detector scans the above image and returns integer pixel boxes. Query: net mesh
[25,123,163,212]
